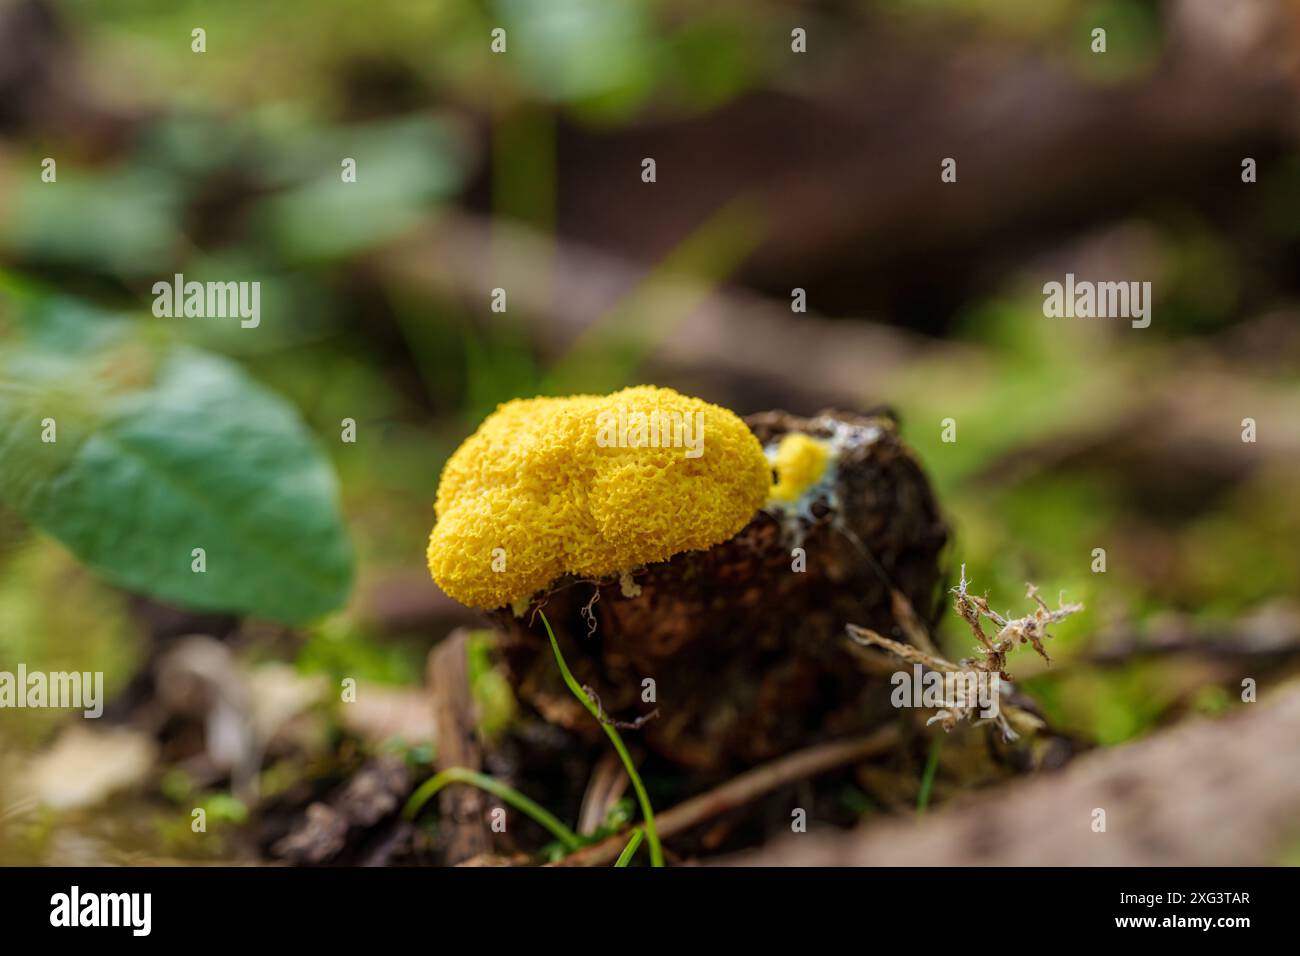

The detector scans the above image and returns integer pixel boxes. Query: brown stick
[551,726,899,866]
[576,752,628,837]
[428,629,491,863]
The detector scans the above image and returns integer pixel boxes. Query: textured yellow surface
[768,433,830,504]
[427,386,770,609]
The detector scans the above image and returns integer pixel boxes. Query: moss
[427,385,770,609]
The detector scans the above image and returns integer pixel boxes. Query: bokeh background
[1,0,1298,863]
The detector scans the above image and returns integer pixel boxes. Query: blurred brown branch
[373,211,954,407]
[718,682,1300,866]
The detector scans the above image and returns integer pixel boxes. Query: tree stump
[494,409,949,772]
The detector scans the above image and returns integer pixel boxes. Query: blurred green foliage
[1,1,1296,863]
[0,286,354,622]
[297,616,423,686]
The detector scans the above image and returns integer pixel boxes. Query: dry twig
[848,565,1081,739]
[550,727,899,866]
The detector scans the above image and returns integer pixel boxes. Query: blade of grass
[539,610,664,867]
[404,766,581,852]
[917,735,942,814]
[540,198,763,396]
[614,828,644,867]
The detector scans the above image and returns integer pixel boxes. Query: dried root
[952,565,1083,673]
[848,565,1083,740]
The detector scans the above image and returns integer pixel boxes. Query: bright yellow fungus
[768,433,830,504]
[427,386,770,609]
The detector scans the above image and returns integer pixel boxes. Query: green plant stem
[539,610,664,867]
[404,766,581,852]
[614,828,644,867]
[917,735,942,813]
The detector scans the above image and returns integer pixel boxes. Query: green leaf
[255,116,464,263]
[1,296,353,623]
[2,168,182,277]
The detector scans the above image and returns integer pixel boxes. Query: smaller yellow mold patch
[428,386,770,610]
[768,433,831,504]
